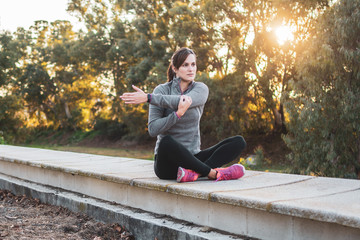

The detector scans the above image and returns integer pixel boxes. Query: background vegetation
[0,0,359,178]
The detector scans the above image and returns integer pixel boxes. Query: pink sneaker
[215,164,245,181]
[177,167,199,183]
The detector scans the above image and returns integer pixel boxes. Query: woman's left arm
[150,82,209,110]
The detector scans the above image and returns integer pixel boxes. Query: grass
[244,164,289,173]
[238,156,289,174]
[22,144,154,160]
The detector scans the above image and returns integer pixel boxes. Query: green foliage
[17,64,55,122]
[0,31,25,88]
[284,0,360,178]
[200,72,259,141]
[4,21,107,131]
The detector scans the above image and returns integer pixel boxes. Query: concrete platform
[1,145,360,240]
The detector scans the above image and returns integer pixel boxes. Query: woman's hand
[176,95,192,117]
[120,85,147,104]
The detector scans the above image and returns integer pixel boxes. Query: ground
[0,190,134,240]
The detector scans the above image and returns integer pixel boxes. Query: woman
[120,47,246,182]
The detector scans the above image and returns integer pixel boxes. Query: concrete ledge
[1,145,360,239]
[0,173,245,240]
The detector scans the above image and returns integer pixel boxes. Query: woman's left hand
[120,85,147,104]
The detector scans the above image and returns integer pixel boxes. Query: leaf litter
[0,190,134,240]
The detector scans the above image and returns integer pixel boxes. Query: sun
[275,25,294,45]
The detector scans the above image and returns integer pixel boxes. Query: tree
[218,0,330,132]
[67,0,255,140]
[0,31,27,141]
[12,20,105,130]
[65,0,331,139]
[1,32,18,88]
[284,0,360,178]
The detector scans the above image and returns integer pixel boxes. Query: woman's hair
[167,47,196,82]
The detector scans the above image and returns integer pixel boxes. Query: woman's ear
[172,66,177,73]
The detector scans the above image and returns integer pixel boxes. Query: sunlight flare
[275,25,294,45]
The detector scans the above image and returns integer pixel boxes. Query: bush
[0,95,23,143]
[94,118,128,140]
[0,131,5,144]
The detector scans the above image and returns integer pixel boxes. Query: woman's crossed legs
[154,135,246,181]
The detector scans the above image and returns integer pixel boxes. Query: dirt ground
[0,190,134,240]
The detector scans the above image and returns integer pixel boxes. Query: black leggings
[154,135,246,180]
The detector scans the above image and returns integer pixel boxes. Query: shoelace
[216,171,231,181]
[188,171,197,179]
[217,166,242,181]
[215,171,231,182]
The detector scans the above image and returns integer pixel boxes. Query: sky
[0,0,83,32]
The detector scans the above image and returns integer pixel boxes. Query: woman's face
[174,54,197,82]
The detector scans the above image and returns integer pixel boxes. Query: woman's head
[167,47,197,82]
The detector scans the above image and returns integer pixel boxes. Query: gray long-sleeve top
[148,77,209,155]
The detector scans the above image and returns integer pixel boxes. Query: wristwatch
[147,94,151,103]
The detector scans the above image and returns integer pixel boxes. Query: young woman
[120,47,246,182]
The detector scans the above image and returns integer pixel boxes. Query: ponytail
[167,63,175,82]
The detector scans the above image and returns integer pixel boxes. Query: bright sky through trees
[0,0,83,32]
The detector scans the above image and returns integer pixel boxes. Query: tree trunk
[357,135,360,179]
[279,103,287,133]
[64,101,77,130]
[272,104,287,133]
[272,107,282,129]
[64,102,72,119]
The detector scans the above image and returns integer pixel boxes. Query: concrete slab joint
[1,145,360,240]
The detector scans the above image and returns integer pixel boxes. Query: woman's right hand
[120,85,147,104]
[176,95,192,118]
